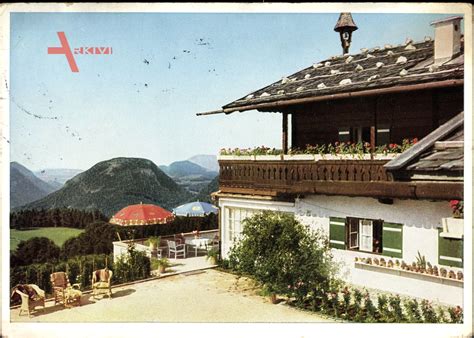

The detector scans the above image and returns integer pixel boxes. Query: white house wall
[218,197,294,257]
[294,195,452,265]
[218,194,463,306]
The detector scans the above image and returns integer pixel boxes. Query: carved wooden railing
[219,159,392,195]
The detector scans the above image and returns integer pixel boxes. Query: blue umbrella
[172,201,219,217]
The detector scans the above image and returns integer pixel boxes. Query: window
[359,219,373,252]
[329,216,402,258]
[226,207,255,243]
[376,125,391,146]
[438,228,463,268]
[338,126,391,145]
[338,126,372,144]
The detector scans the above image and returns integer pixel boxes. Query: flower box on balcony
[218,155,254,161]
[255,155,282,161]
[283,154,315,161]
[218,153,399,161]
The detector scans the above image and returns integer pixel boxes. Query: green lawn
[10,227,84,251]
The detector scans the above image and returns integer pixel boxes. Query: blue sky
[9,12,462,171]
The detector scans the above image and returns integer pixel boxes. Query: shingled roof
[385,111,464,181]
[220,38,463,113]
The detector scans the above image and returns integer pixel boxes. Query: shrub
[61,221,117,259]
[113,243,150,284]
[447,306,463,323]
[421,300,438,323]
[364,291,378,323]
[404,298,423,323]
[377,294,390,322]
[228,211,339,304]
[388,295,405,322]
[12,237,61,266]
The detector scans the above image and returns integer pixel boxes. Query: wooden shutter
[329,217,346,249]
[382,222,403,258]
[438,229,463,268]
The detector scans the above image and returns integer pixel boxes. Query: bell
[334,13,358,54]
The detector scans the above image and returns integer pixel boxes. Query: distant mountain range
[11,155,220,216]
[34,168,83,186]
[19,157,192,217]
[160,156,218,195]
[10,162,59,208]
[187,154,219,172]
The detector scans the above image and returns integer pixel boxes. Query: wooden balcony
[218,158,462,200]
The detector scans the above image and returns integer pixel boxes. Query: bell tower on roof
[334,12,358,54]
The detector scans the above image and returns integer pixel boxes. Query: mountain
[160,160,211,178]
[195,175,219,203]
[188,154,219,172]
[35,168,83,186]
[20,157,192,217]
[10,162,58,208]
[159,160,218,195]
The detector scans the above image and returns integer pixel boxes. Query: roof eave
[216,79,463,115]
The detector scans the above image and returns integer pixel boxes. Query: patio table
[185,238,209,257]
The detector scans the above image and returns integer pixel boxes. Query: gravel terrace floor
[10,268,336,323]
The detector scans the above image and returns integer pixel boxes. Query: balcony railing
[218,159,393,196]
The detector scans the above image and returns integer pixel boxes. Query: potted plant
[457,271,463,280]
[148,236,161,251]
[261,284,278,304]
[432,265,439,276]
[151,257,170,274]
[448,270,456,279]
[440,267,447,278]
[206,247,219,265]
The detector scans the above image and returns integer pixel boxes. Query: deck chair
[167,240,186,258]
[92,269,113,299]
[12,284,45,317]
[50,271,81,306]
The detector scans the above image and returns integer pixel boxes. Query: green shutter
[329,217,346,249]
[382,222,403,258]
[438,229,463,268]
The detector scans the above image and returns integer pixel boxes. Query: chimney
[430,16,463,65]
[334,13,358,54]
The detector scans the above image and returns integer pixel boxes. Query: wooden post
[282,112,288,154]
[370,126,375,159]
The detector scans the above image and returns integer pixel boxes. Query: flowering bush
[228,211,340,305]
[449,200,464,218]
[220,139,418,156]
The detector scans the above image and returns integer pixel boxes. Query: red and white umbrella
[110,203,174,226]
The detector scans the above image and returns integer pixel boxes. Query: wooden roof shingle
[221,39,463,112]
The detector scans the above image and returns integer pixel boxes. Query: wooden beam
[220,181,463,200]
[370,126,376,160]
[282,112,288,155]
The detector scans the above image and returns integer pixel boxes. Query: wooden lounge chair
[12,284,45,317]
[167,240,186,258]
[92,269,113,299]
[50,271,82,307]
